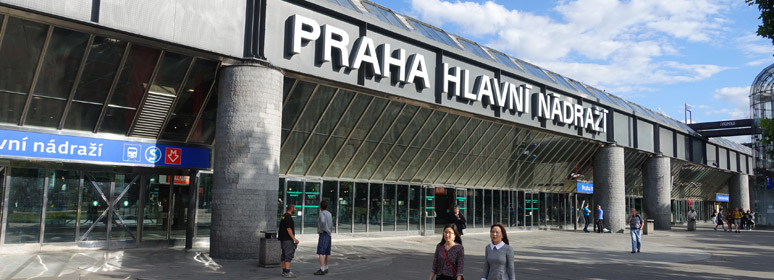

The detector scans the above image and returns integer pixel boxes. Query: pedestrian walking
[279,204,300,278]
[748,210,756,231]
[594,205,604,233]
[449,205,467,236]
[482,223,514,280]
[428,224,464,280]
[314,200,333,276]
[733,208,742,233]
[726,210,735,233]
[627,208,643,253]
[582,203,591,232]
[713,209,725,231]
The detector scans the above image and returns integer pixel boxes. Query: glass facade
[0,14,219,144]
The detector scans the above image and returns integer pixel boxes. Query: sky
[369,0,773,141]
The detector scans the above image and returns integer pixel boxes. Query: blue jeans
[630,229,642,252]
[583,215,590,231]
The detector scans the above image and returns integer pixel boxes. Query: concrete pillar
[643,156,672,230]
[729,174,750,211]
[593,144,626,233]
[210,64,283,259]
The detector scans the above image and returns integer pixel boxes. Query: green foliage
[760,118,774,157]
[747,0,774,46]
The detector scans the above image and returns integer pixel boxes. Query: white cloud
[408,0,732,92]
[738,34,774,55]
[711,86,750,119]
[747,58,774,67]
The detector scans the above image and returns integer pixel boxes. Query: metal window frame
[154,56,198,138]
[352,104,409,179]
[507,137,573,190]
[432,120,490,184]
[467,128,525,187]
[405,115,465,182]
[287,89,341,174]
[422,118,483,183]
[126,49,168,136]
[503,133,557,189]
[92,42,132,133]
[19,25,54,126]
[59,34,95,130]
[416,117,474,183]
[444,123,499,185]
[304,92,360,176]
[0,167,10,245]
[381,109,439,181]
[38,169,50,243]
[454,125,509,186]
[335,100,394,178]
[321,97,377,177]
[185,61,222,143]
[481,130,541,188]
[280,84,321,150]
[368,107,424,181]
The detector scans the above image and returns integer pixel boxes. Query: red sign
[174,175,190,185]
[434,187,446,195]
[165,148,182,165]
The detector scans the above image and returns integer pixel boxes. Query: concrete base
[258,238,281,268]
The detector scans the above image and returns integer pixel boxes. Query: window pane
[143,175,168,240]
[5,168,45,244]
[197,173,213,237]
[43,170,80,243]
[303,181,321,234]
[383,184,396,231]
[111,174,139,241]
[354,182,368,232]
[64,101,102,131]
[397,184,408,231]
[189,90,217,144]
[475,189,483,228]
[0,92,27,124]
[322,181,337,233]
[25,97,66,128]
[109,45,159,108]
[409,185,421,231]
[34,28,90,99]
[100,106,136,135]
[161,115,196,142]
[0,17,48,94]
[170,60,218,117]
[338,182,353,233]
[73,37,127,104]
[79,172,111,241]
[369,183,382,231]
[149,52,191,96]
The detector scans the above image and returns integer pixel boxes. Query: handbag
[442,245,464,280]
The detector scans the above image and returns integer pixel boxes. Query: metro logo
[165,148,182,165]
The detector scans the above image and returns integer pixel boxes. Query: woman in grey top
[482,223,514,280]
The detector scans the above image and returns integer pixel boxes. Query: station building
[0,0,754,258]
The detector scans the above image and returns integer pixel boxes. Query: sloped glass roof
[488,49,523,72]
[546,71,577,91]
[457,38,494,61]
[514,59,554,82]
[406,19,462,49]
[362,1,408,30]
[324,0,361,12]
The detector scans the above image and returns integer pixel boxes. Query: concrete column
[210,63,283,259]
[729,174,750,211]
[643,156,672,230]
[593,144,626,233]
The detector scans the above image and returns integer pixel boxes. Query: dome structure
[751,62,774,175]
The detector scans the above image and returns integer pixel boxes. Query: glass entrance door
[423,185,435,236]
[79,172,139,247]
[525,192,538,229]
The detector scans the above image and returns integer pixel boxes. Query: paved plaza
[0,223,772,279]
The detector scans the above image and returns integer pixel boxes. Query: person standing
[714,209,725,231]
[449,205,467,236]
[687,208,697,221]
[748,210,756,231]
[279,204,300,278]
[482,223,515,280]
[627,208,644,253]
[595,205,604,233]
[428,224,464,280]
[733,208,742,233]
[314,200,333,276]
[582,203,591,232]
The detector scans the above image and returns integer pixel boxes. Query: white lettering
[405,54,430,88]
[349,37,381,76]
[321,24,350,67]
[290,15,320,55]
[378,44,405,82]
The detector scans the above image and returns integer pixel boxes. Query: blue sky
[370,0,773,131]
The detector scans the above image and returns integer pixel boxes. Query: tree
[747,0,774,45]
[759,118,774,158]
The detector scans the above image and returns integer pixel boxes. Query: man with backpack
[627,208,644,253]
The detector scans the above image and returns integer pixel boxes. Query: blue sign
[715,194,729,202]
[0,129,210,169]
[767,177,773,190]
[576,182,593,194]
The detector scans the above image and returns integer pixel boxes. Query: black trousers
[583,215,590,230]
[595,220,604,233]
[436,275,456,280]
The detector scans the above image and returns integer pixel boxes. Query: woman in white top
[481,223,514,280]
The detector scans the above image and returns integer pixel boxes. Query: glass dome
[751,62,774,175]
